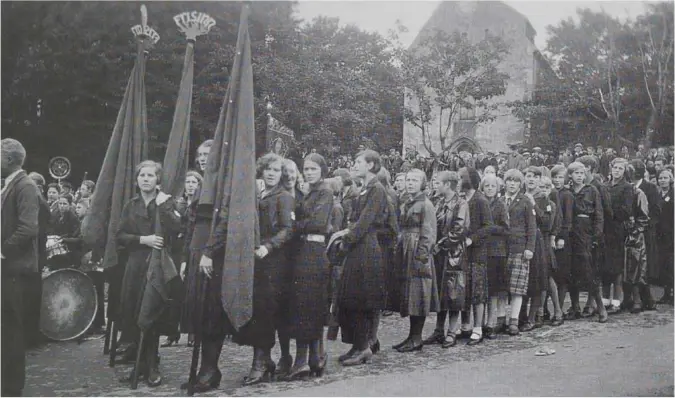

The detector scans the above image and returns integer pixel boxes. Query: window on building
[459,98,476,120]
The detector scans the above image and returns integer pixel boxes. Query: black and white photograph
[1,0,673,396]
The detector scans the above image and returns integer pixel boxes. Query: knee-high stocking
[510,294,524,322]
[409,316,425,344]
[548,277,563,317]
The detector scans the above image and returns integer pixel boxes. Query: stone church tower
[403,1,547,155]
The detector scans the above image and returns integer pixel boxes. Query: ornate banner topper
[173,11,216,40]
[131,5,160,44]
[48,156,71,180]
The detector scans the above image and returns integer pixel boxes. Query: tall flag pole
[82,5,159,270]
[136,11,215,331]
[198,3,258,330]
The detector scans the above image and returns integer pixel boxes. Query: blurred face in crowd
[79,184,92,199]
[352,155,371,179]
[484,166,496,177]
[285,163,298,190]
[62,186,72,195]
[552,173,565,190]
[197,145,211,172]
[658,172,672,190]
[482,179,499,199]
[184,175,200,197]
[263,160,283,188]
[525,171,540,191]
[655,159,665,173]
[538,180,552,197]
[47,187,59,203]
[505,178,521,196]
[137,165,159,193]
[303,159,322,184]
[611,162,626,181]
[57,197,70,213]
[405,171,424,195]
[638,144,644,152]
[571,168,586,186]
[75,202,88,218]
[431,176,440,191]
[394,174,405,191]
[647,160,655,169]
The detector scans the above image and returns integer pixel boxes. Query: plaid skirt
[507,252,530,295]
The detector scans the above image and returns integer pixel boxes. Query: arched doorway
[447,136,483,154]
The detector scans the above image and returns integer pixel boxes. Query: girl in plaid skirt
[502,169,537,336]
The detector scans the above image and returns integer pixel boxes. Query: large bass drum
[40,268,98,341]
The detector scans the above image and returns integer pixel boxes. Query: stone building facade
[402,1,549,155]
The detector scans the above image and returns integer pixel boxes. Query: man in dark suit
[631,159,661,310]
[2,138,40,397]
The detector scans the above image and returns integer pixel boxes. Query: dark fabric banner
[138,39,196,331]
[198,4,258,331]
[81,39,148,270]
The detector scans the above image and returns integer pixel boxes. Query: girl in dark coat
[334,150,388,366]
[240,153,295,385]
[656,170,674,304]
[392,169,439,352]
[284,154,332,380]
[481,174,510,338]
[536,177,563,326]
[502,169,537,336]
[275,159,304,378]
[550,165,575,319]
[422,171,469,348]
[606,158,637,312]
[116,160,182,387]
[182,140,235,393]
[459,167,493,344]
[567,162,608,323]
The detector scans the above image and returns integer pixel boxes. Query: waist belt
[304,234,326,243]
[576,214,590,218]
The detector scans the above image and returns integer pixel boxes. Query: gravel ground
[24,290,674,397]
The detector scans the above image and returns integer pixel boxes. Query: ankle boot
[145,334,162,387]
[243,348,273,386]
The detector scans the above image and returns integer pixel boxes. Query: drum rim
[40,267,98,341]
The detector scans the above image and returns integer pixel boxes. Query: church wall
[403,1,541,156]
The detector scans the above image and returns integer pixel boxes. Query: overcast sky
[294,0,651,50]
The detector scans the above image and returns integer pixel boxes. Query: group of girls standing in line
[110,142,672,391]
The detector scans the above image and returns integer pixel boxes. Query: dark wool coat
[116,196,182,337]
[505,192,537,254]
[288,182,332,341]
[636,179,662,283]
[338,178,388,312]
[606,179,635,280]
[236,185,294,348]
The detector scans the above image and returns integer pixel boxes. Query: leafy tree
[399,28,510,158]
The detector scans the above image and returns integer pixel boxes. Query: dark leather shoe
[422,330,445,345]
[275,354,293,378]
[282,364,310,381]
[534,316,544,329]
[467,334,484,346]
[519,322,535,332]
[550,316,564,327]
[243,361,275,386]
[342,348,372,366]
[507,324,520,336]
[392,337,411,350]
[396,339,423,353]
[441,334,457,348]
[192,369,222,393]
[146,367,162,387]
[338,347,358,362]
[370,340,380,354]
[309,355,327,377]
[631,303,643,314]
[484,327,497,340]
[598,313,609,323]
[564,310,581,320]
